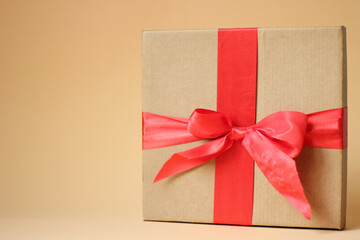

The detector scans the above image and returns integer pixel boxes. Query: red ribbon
[215,28,258,225]
[142,107,346,220]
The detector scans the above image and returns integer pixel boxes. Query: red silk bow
[142,108,346,220]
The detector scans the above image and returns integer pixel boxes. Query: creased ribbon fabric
[142,107,346,220]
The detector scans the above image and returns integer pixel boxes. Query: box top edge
[142,26,345,33]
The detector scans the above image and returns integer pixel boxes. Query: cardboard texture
[142,27,347,229]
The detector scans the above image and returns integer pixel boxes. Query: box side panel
[142,30,218,223]
[340,26,347,230]
[253,27,347,229]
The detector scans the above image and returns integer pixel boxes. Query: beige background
[0,0,359,239]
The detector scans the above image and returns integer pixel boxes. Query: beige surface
[0,0,360,239]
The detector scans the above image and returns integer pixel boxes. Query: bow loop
[188,109,233,139]
[254,111,308,158]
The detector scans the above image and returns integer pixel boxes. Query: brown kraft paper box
[142,26,347,229]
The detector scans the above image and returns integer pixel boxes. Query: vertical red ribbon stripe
[214,29,258,225]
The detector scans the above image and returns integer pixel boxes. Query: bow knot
[231,126,250,140]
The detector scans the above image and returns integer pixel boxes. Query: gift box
[142,27,347,229]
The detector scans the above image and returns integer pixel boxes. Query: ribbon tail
[154,134,234,183]
[242,129,311,219]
